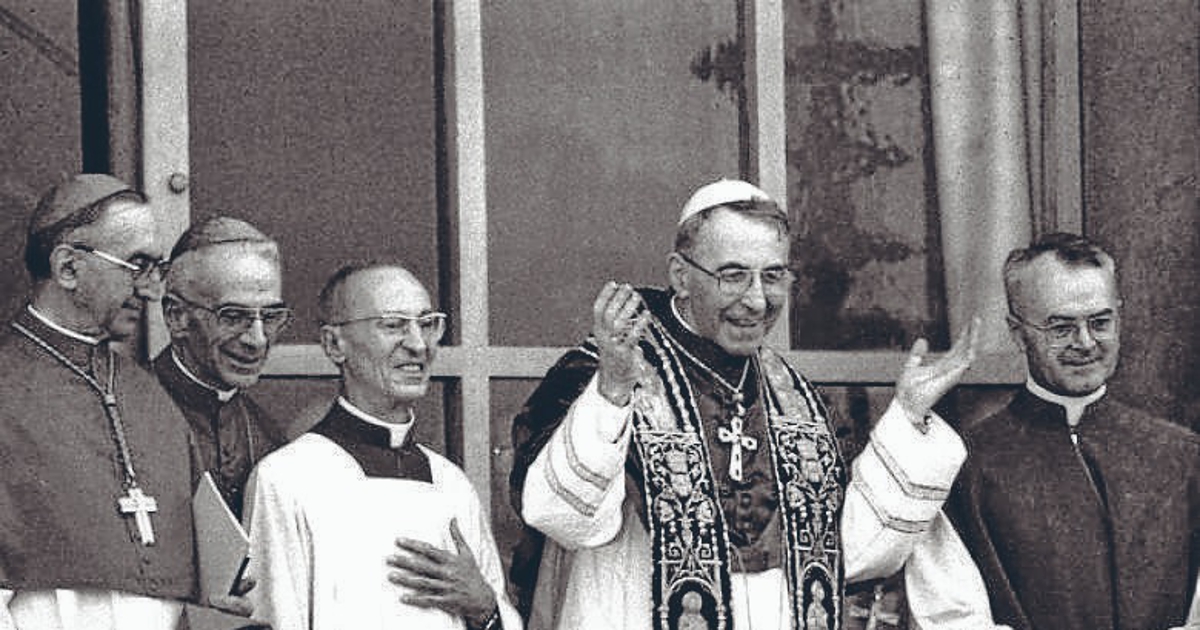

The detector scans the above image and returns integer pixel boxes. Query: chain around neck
[670,335,752,399]
[12,321,141,487]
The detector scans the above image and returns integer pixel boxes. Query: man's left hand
[388,518,497,628]
[895,316,980,426]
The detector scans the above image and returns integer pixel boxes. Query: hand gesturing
[592,282,650,407]
[895,316,980,429]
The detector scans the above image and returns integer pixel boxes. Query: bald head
[169,216,274,261]
[317,261,426,326]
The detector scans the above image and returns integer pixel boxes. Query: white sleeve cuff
[568,376,633,465]
[857,399,965,521]
[520,376,633,547]
[842,400,968,580]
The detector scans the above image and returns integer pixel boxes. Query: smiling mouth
[394,363,426,373]
[225,353,264,369]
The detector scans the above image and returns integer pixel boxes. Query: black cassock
[949,389,1199,630]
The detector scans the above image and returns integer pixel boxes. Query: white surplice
[244,433,521,630]
[0,590,181,630]
[521,376,993,630]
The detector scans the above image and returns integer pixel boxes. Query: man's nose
[1071,321,1099,348]
[240,317,269,347]
[399,320,429,353]
[740,271,768,312]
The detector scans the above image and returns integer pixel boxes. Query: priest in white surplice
[508,179,987,630]
[244,262,520,630]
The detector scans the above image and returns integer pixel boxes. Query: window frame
[138,0,1081,516]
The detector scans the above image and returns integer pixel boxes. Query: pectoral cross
[117,485,158,546]
[716,397,758,482]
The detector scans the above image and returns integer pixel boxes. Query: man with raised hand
[510,178,980,630]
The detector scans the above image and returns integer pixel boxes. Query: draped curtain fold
[925,0,1039,353]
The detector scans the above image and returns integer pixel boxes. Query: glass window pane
[187,1,441,343]
[484,0,742,347]
[0,0,81,319]
[785,0,948,350]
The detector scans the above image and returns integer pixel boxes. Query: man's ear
[320,325,346,366]
[162,297,190,336]
[667,252,689,298]
[1005,314,1028,353]
[48,244,80,290]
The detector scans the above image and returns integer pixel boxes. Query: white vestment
[245,431,521,630]
[522,377,996,630]
[0,590,181,630]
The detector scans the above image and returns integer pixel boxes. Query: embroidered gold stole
[631,322,846,630]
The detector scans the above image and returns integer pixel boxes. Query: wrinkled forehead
[184,244,282,299]
[342,267,432,316]
[692,208,789,264]
[1018,256,1119,314]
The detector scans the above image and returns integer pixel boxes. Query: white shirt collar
[171,349,238,402]
[26,305,101,345]
[1026,377,1106,426]
[337,395,414,448]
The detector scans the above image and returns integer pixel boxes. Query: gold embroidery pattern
[761,349,846,630]
[630,321,848,630]
[634,324,733,630]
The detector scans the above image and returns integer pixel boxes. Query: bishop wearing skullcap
[154,216,292,519]
[0,174,203,628]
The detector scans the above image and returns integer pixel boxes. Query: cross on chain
[11,323,162,548]
[716,394,758,482]
[117,485,158,546]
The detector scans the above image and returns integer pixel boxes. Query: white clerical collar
[26,305,101,345]
[171,349,238,402]
[1026,377,1106,426]
[670,295,701,336]
[337,395,414,448]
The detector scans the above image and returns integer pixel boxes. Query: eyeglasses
[327,312,447,343]
[676,251,794,299]
[1009,311,1118,346]
[72,243,168,282]
[168,293,294,337]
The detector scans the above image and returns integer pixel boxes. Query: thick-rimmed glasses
[327,312,447,344]
[1009,311,1118,347]
[168,293,294,337]
[676,251,794,299]
[72,243,168,282]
